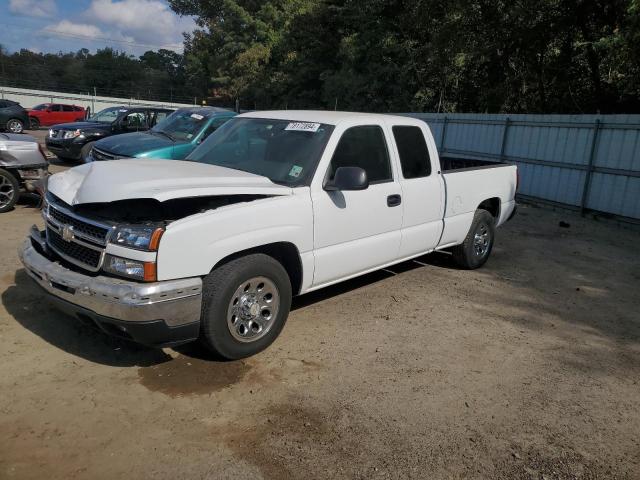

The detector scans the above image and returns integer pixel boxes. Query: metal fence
[407,113,640,222]
[0,86,196,113]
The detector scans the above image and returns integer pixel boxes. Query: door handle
[387,194,402,207]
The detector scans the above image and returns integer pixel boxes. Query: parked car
[0,100,30,134]
[89,107,236,162]
[28,103,86,129]
[0,133,48,212]
[20,111,517,359]
[45,106,173,162]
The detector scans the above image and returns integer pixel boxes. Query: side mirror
[325,166,369,191]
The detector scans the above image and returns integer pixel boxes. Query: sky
[0,0,197,56]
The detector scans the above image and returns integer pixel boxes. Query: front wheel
[200,253,292,359]
[6,119,24,134]
[80,141,95,163]
[29,117,40,130]
[451,209,496,269]
[0,169,20,213]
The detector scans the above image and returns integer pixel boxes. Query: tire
[451,209,496,269]
[0,169,20,213]
[29,117,40,130]
[6,118,24,134]
[80,141,95,163]
[200,253,292,359]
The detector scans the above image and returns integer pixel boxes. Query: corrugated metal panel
[403,112,640,221]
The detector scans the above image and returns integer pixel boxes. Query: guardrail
[0,85,196,113]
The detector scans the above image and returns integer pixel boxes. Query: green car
[89,107,236,162]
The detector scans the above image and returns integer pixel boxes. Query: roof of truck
[238,110,422,126]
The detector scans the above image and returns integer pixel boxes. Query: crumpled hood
[47,159,293,205]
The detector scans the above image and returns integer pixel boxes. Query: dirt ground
[1,144,639,479]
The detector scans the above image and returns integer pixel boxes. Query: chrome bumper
[19,233,203,328]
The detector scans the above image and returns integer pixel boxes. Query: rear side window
[392,126,431,179]
[62,105,74,112]
[329,126,392,184]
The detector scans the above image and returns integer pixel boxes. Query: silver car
[0,133,48,213]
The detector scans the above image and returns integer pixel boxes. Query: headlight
[110,225,164,251]
[63,129,82,139]
[103,254,156,281]
[48,129,54,137]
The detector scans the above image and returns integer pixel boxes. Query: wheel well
[213,242,303,295]
[478,198,500,218]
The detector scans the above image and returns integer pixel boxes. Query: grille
[92,147,127,161]
[49,204,110,244]
[47,227,102,269]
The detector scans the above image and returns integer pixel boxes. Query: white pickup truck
[20,111,517,359]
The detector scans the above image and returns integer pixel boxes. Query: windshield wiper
[152,129,175,142]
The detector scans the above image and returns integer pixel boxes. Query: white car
[19,111,517,359]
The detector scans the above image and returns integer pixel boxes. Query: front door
[311,125,403,287]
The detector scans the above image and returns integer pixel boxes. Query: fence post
[440,116,448,152]
[580,119,602,216]
[499,117,511,161]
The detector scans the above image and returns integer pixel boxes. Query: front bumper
[16,166,48,193]
[45,138,84,160]
[19,232,203,347]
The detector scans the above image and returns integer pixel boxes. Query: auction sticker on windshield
[191,113,204,120]
[285,122,321,132]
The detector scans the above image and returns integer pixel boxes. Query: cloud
[44,20,106,40]
[84,0,195,51]
[9,0,57,18]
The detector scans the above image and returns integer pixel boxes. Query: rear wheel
[200,253,292,359]
[0,169,19,213]
[6,119,24,134]
[451,209,496,269]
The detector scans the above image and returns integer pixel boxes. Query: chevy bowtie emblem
[61,224,75,242]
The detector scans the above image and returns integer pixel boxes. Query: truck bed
[440,156,510,172]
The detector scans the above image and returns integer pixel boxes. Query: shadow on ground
[1,252,457,367]
[2,269,171,367]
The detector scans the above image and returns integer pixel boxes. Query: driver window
[124,112,147,129]
[328,125,392,184]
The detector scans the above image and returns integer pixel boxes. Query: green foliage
[0,47,199,104]
[170,0,640,113]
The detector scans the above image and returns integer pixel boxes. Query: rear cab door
[385,118,445,258]
[311,119,403,287]
[61,104,76,123]
[49,104,64,124]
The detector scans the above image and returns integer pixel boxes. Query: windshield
[152,109,209,141]
[32,104,47,111]
[91,107,125,123]
[186,118,335,186]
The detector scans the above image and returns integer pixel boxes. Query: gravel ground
[1,144,639,479]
